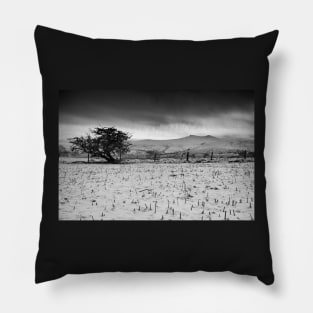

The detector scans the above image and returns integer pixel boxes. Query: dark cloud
[59,90,254,141]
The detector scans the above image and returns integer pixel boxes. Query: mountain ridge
[59,134,254,156]
[130,134,254,154]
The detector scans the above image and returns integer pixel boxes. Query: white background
[1,1,312,312]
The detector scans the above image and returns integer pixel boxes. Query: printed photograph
[59,90,255,221]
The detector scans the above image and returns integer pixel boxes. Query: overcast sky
[59,90,254,146]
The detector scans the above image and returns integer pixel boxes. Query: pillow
[35,25,278,285]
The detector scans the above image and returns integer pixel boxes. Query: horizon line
[59,133,254,145]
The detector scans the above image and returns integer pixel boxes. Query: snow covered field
[59,162,254,221]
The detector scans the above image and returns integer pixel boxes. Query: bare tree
[69,134,95,163]
[69,127,132,164]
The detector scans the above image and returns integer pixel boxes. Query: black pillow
[35,25,278,284]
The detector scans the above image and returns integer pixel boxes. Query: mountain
[130,135,254,154]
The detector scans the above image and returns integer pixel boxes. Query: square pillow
[35,25,278,284]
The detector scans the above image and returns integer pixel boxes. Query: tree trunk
[87,153,90,163]
[103,153,117,164]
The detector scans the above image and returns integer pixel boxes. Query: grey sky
[59,90,254,145]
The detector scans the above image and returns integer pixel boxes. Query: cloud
[59,90,254,141]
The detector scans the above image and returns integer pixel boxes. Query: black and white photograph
[59,90,255,221]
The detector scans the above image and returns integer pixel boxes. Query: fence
[123,150,254,162]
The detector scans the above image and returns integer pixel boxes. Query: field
[59,161,255,221]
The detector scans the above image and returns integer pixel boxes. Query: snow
[59,162,254,221]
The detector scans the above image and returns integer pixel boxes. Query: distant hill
[59,135,254,159]
[130,135,254,154]
[59,144,85,158]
